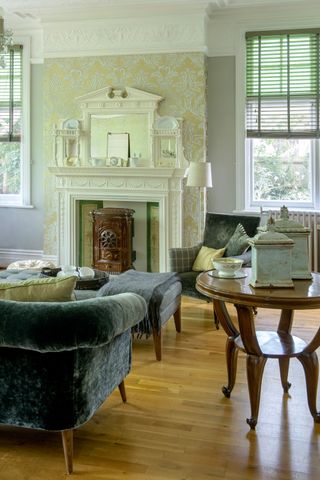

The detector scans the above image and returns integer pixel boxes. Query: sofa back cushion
[203,213,260,250]
[0,275,77,302]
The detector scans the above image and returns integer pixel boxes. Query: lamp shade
[186,162,212,187]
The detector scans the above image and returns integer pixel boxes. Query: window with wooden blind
[0,46,22,142]
[246,30,320,138]
[0,45,29,206]
[245,30,319,209]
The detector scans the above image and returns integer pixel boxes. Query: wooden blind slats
[0,46,22,142]
[246,31,320,138]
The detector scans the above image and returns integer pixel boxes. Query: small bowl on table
[212,258,243,278]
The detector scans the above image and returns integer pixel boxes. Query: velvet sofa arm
[0,293,147,353]
[168,243,202,273]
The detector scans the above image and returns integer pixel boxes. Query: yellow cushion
[0,275,77,302]
[192,246,226,272]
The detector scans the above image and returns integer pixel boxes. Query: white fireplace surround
[49,165,186,271]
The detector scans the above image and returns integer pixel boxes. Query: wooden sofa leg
[173,304,181,333]
[152,328,162,361]
[118,380,127,402]
[61,429,73,475]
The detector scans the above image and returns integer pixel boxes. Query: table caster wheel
[222,386,231,398]
[246,417,257,430]
[313,413,320,423]
[283,381,291,393]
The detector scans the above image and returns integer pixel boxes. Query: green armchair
[0,293,147,474]
[169,212,261,323]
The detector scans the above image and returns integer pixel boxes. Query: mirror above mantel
[52,86,188,170]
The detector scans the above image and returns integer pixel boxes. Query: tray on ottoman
[41,267,109,290]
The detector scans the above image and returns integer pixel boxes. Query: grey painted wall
[207,56,236,213]
[0,64,44,250]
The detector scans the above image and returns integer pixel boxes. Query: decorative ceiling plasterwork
[43,19,206,58]
[2,0,318,60]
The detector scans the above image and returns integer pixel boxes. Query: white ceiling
[1,0,318,28]
[1,0,317,17]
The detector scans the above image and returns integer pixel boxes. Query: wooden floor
[0,297,320,479]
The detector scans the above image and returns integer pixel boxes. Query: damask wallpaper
[43,52,207,257]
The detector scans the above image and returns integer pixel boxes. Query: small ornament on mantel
[272,205,312,280]
[249,216,295,288]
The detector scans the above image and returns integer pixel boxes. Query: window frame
[0,35,30,208]
[236,27,320,213]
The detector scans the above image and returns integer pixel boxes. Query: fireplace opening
[76,200,159,272]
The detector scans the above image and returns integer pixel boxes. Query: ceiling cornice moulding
[42,15,207,58]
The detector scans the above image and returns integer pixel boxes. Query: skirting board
[0,249,58,267]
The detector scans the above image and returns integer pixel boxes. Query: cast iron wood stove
[91,207,135,273]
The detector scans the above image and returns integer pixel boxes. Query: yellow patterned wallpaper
[43,52,207,256]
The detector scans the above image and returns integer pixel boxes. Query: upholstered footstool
[0,269,43,283]
[76,280,182,361]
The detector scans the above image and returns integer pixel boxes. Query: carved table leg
[246,354,267,430]
[297,352,320,422]
[277,309,294,393]
[279,357,291,393]
[222,336,239,398]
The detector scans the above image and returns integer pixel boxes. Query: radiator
[262,210,320,272]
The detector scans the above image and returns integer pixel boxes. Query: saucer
[209,270,247,279]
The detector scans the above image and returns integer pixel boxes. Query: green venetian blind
[246,30,320,138]
[0,45,22,142]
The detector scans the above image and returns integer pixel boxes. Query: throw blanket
[97,270,180,337]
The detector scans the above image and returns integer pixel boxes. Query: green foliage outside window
[0,142,20,194]
[252,138,311,202]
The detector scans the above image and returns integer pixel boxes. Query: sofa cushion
[169,243,202,273]
[203,213,260,249]
[224,223,251,257]
[0,275,77,302]
[192,246,225,272]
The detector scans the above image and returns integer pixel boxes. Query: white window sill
[0,204,34,209]
[234,208,320,215]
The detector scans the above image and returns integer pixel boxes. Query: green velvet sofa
[0,293,147,474]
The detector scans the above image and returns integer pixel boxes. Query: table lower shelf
[234,331,307,358]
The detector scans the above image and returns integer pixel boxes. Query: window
[245,30,320,209]
[0,40,30,207]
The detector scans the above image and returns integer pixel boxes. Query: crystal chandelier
[0,8,13,69]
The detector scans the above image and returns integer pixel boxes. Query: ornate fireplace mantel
[49,165,186,271]
[49,86,188,270]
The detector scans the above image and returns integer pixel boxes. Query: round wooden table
[196,268,320,429]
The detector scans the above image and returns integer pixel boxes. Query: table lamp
[186,161,213,188]
[186,161,213,236]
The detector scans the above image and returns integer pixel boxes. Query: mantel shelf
[48,166,187,178]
